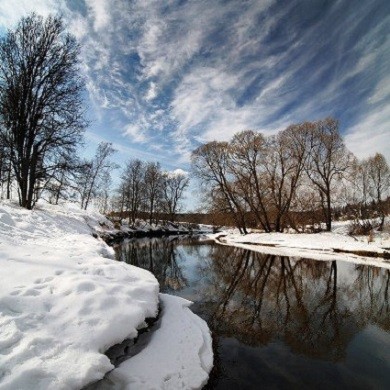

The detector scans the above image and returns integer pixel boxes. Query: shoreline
[210,231,390,269]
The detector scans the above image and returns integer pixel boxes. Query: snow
[0,201,214,389]
[107,293,213,390]
[117,219,212,234]
[99,218,214,244]
[209,223,390,269]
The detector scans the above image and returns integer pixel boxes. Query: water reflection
[115,236,206,291]
[115,237,390,389]
[203,247,389,361]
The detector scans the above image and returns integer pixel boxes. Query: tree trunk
[379,213,385,231]
[326,192,332,231]
[149,198,154,225]
[6,159,12,199]
[275,214,282,233]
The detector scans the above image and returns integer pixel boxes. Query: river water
[113,236,390,389]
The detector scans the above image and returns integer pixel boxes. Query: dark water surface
[114,236,390,389]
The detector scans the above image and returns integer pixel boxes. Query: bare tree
[0,142,13,199]
[262,123,311,232]
[0,14,86,209]
[120,159,145,225]
[192,141,248,233]
[344,157,370,222]
[44,155,81,205]
[161,170,189,221]
[229,130,271,231]
[305,118,353,231]
[96,170,112,214]
[144,162,162,224]
[367,153,390,230]
[115,181,127,218]
[78,142,116,210]
[217,125,310,232]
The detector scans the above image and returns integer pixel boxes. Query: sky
[0,0,389,210]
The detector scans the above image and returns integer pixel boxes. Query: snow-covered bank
[0,202,213,389]
[210,223,390,269]
[106,294,213,389]
[99,220,214,244]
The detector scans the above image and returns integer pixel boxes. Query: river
[112,236,390,389]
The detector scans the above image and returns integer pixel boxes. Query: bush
[348,220,373,236]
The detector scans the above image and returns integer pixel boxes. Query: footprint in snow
[34,276,54,284]
[22,289,41,297]
[9,290,21,296]
[76,282,96,293]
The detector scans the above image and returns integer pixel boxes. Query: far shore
[208,224,390,269]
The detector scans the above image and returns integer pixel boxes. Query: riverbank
[209,222,390,269]
[98,219,213,245]
[0,201,212,389]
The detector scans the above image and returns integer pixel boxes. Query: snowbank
[100,219,214,244]
[0,201,159,389]
[210,225,390,269]
[107,293,213,389]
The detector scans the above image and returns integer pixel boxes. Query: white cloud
[345,108,390,162]
[85,0,110,31]
[169,62,288,157]
[1,0,387,169]
[124,123,147,143]
[68,14,89,40]
[145,82,158,101]
[0,0,64,28]
[133,0,251,82]
[166,168,189,178]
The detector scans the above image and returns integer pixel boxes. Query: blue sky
[0,0,389,210]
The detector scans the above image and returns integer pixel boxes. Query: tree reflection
[353,265,390,331]
[115,238,390,363]
[116,237,188,291]
[202,246,390,361]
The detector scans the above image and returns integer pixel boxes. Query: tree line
[192,118,390,233]
[114,160,189,224]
